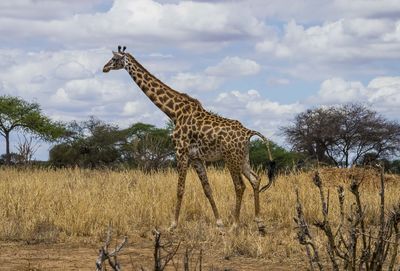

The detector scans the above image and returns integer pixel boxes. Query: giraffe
[103,46,276,233]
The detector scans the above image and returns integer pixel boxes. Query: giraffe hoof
[216,219,224,228]
[255,219,266,236]
[168,221,177,232]
[258,225,266,236]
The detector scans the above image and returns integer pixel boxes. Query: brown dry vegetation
[0,167,399,270]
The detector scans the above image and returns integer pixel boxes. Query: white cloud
[0,48,169,128]
[167,55,261,92]
[0,0,110,19]
[205,56,261,77]
[267,77,290,86]
[211,89,303,139]
[257,19,400,61]
[312,77,366,104]
[0,0,268,50]
[168,72,222,92]
[54,62,93,80]
[309,76,400,118]
[256,18,400,79]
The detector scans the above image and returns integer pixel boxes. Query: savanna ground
[0,167,399,270]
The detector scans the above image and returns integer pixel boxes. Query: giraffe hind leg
[243,161,266,235]
[228,168,246,229]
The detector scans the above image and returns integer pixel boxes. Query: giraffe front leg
[169,155,189,231]
[192,159,224,229]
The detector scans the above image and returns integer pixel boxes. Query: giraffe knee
[235,182,246,195]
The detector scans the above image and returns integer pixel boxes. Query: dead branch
[294,187,324,271]
[96,226,128,271]
[312,172,339,271]
[153,229,180,271]
[295,168,400,271]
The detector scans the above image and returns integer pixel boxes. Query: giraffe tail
[250,130,277,193]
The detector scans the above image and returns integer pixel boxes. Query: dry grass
[0,166,399,268]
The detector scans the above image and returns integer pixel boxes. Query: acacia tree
[282,104,400,167]
[0,95,66,164]
[49,117,125,168]
[120,122,174,171]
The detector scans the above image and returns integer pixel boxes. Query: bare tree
[15,135,40,164]
[283,104,400,167]
[294,167,400,270]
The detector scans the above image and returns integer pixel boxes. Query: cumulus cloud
[255,18,400,79]
[168,72,222,92]
[210,89,303,139]
[54,62,93,80]
[0,48,169,128]
[308,76,400,118]
[0,0,111,20]
[257,19,400,60]
[0,0,269,50]
[205,56,261,77]
[215,89,303,117]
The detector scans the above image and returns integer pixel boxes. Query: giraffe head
[102,45,127,73]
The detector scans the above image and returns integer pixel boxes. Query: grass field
[0,167,399,270]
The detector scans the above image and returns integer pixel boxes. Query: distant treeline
[1,95,400,173]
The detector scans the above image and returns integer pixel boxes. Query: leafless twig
[294,187,324,271]
[153,229,181,271]
[96,226,128,271]
[295,167,400,270]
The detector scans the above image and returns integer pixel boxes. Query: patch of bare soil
[0,235,294,271]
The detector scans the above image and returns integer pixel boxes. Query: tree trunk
[5,131,10,165]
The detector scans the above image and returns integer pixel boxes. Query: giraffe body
[103,47,274,233]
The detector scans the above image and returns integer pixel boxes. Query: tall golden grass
[0,166,399,266]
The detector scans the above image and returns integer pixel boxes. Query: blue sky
[1,0,400,160]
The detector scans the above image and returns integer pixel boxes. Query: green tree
[121,122,174,171]
[249,139,301,172]
[0,95,66,164]
[49,117,125,168]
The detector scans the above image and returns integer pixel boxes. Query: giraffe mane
[126,53,204,108]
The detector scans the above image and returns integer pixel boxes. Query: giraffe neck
[124,54,199,122]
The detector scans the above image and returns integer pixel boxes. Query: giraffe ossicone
[103,46,276,234]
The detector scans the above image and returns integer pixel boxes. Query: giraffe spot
[160,96,168,103]
[202,125,212,132]
[166,100,174,109]
[181,107,189,114]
